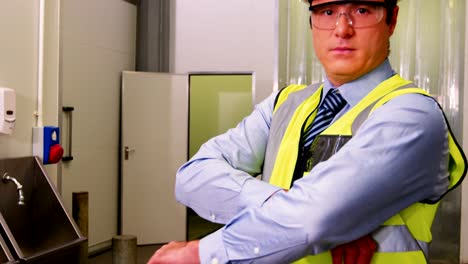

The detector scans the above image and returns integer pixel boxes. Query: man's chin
[326,67,359,78]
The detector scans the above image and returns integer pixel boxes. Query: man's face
[311,0,399,86]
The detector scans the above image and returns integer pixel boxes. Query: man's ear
[389,6,399,35]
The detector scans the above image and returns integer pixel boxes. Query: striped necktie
[302,88,347,149]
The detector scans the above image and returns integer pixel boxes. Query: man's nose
[334,13,354,37]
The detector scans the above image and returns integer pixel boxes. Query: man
[149,0,466,263]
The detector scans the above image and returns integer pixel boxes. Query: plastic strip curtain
[279,0,465,263]
[392,1,465,263]
[278,0,325,88]
[391,0,464,135]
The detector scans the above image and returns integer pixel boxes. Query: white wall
[0,0,61,183]
[170,0,278,103]
[0,0,136,251]
[0,2,40,157]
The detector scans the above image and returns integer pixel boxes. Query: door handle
[124,146,135,160]
[62,106,74,161]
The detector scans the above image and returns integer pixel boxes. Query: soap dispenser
[0,87,16,134]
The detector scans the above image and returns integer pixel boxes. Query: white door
[59,0,136,248]
[121,71,187,245]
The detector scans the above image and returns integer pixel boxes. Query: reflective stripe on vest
[263,75,467,264]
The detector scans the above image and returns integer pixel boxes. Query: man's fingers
[355,235,377,264]
[363,235,377,252]
[331,235,377,264]
[355,249,374,264]
[356,235,377,255]
[343,242,358,264]
[331,245,344,264]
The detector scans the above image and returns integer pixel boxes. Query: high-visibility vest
[262,75,467,263]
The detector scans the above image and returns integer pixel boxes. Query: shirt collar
[321,59,396,107]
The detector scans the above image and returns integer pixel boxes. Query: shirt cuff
[240,177,281,208]
[200,228,229,264]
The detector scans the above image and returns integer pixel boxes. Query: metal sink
[0,234,17,263]
[0,157,86,263]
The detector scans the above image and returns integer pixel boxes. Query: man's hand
[147,240,200,264]
[331,235,377,264]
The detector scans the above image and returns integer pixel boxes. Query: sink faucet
[2,173,25,205]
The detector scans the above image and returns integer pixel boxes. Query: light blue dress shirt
[175,59,450,263]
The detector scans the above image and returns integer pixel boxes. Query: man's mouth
[331,47,355,54]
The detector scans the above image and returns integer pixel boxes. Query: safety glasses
[309,1,386,30]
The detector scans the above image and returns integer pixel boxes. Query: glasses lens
[310,3,385,29]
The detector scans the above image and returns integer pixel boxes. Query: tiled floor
[88,213,223,264]
[88,244,161,264]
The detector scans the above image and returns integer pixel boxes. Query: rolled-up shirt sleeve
[199,93,450,263]
[175,91,282,224]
